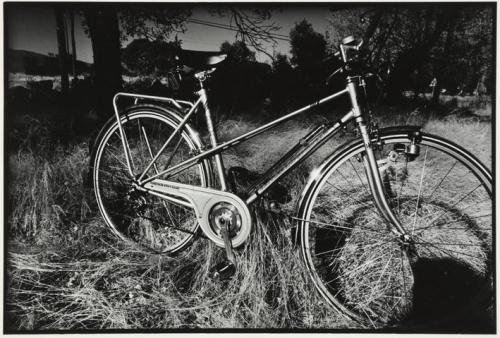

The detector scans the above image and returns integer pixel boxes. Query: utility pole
[55,6,69,97]
[69,10,78,81]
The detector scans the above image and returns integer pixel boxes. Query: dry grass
[5,104,492,331]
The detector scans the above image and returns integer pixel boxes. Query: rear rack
[113,92,194,113]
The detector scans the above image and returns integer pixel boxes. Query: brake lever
[322,51,342,63]
[356,39,364,50]
[325,66,344,86]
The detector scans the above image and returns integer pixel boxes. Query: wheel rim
[301,135,492,328]
[93,111,207,254]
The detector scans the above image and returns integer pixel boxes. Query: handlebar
[322,36,364,65]
[339,36,364,63]
[324,36,366,85]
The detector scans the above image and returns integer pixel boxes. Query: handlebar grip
[340,37,364,51]
[342,36,357,46]
[321,51,342,63]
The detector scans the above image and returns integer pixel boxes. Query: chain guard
[144,179,252,248]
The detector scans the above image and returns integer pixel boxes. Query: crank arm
[221,224,236,265]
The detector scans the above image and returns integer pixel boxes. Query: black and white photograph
[4,1,495,333]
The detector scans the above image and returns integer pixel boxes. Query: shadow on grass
[398,257,494,333]
[313,225,494,333]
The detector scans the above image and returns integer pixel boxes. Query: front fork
[347,79,408,238]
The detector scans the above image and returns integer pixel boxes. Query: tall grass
[6,106,492,331]
[7,135,93,242]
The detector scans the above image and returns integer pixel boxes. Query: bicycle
[90,36,493,328]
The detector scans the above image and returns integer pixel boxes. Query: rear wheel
[91,106,211,254]
[298,130,492,329]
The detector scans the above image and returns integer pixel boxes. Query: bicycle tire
[90,105,212,254]
[297,127,493,329]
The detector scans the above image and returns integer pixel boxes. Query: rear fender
[89,104,214,187]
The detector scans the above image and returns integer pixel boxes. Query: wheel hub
[126,188,148,212]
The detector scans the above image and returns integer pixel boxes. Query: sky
[5,3,338,64]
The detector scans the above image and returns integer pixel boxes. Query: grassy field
[5,103,492,331]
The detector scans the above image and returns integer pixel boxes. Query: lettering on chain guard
[144,179,252,247]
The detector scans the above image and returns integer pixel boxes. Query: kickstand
[210,222,237,280]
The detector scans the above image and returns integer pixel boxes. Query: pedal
[209,217,237,281]
[209,260,236,281]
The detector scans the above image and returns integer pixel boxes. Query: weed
[5,105,492,330]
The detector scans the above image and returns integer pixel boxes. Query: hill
[6,49,92,76]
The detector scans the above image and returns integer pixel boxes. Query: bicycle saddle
[176,49,227,70]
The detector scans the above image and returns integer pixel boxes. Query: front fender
[292,126,422,246]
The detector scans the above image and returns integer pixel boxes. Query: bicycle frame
[112,75,407,236]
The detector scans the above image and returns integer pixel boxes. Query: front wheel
[297,128,493,329]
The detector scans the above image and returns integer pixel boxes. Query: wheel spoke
[140,122,160,174]
[414,213,492,234]
[426,160,458,200]
[411,146,428,234]
[301,134,492,327]
[298,216,385,235]
[419,183,483,229]
[349,158,369,194]
[325,179,375,211]
[93,113,203,254]
[412,235,485,260]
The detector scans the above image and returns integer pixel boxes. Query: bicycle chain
[136,210,209,239]
[136,199,345,243]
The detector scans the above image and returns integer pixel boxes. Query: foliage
[208,6,282,58]
[220,40,256,63]
[80,4,190,42]
[268,53,299,112]
[121,38,181,76]
[288,20,330,105]
[326,4,495,99]
[208,40,271,116]
[118,5,190,41]
[290,20,327,73]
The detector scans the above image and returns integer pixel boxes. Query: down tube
[245,110,354,204]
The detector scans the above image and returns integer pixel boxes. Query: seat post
[198,81,228,191]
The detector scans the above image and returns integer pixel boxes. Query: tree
[327,4,494,102]
[208,6,282,59]
[69,10,78,80]
[220,40,256,63]
[290,20,327,73]
[80,4,190,119]
[83,5,124,119]
[80,4,279,120]
[208,40,270,116]
[269,53,298,112]
[122,38,181,76]
[289,20,328,102]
